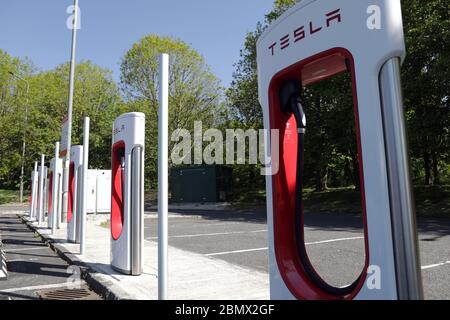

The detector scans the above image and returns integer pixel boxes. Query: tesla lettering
[268,9,342,56]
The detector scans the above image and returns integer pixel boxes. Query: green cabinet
[170,166,232,203]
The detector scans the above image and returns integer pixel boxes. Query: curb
[18,215,131,300]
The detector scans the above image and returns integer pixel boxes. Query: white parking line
[205,236,365,257]
[0,233,34,237]
[421,261,450,270]
[305,236,364,245]
[206,247,268,256]
[3,247,48,253]
[0,281,84,293]
[146,229,267,240]
[5,258,39,263]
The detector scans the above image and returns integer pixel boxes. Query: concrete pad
[21,214,269,300]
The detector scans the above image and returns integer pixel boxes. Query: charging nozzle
[279,80,306,131]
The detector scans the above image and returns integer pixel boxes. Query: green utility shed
[170,166,232,203]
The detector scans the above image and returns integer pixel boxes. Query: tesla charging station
[37,164,48,223]
[29,163,39,220]
[111,112,145,275]
[67,145,83,243]
[47,157,63,229]
[257,0,422,299]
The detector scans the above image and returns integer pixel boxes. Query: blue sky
[0,0,273,87]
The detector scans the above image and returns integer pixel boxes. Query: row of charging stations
[256,0,422,299]
[24,0,426,296]
[29,112,145,277]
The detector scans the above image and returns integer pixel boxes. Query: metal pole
[158,53,169,300]
[379,58,423,299]
[80,117,89,255]
[52,143,60,235]
[62,0,79,223]
[38,154,45,224]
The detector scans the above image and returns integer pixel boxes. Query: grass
[0,189,21,205]
[413,185,450,217]
[232,185,450,217]
[302,187,363,215]
[100,220,110,229]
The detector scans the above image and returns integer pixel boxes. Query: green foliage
[0,52,123,189]
[120,35,223,188]
[265,0,297,24]
[227,0,450,192]
[0,189,22,205]
[225,2,297,191]
[401,0,450,185]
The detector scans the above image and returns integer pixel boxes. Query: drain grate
[36,286,101,300]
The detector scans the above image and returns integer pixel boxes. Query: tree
[401,0,450,185]
[226,0,296,128]
[227,0,450,192]
[120,35,223,188]
[225,0,297,191]
[0,54,122,189]
[0,50,34,188]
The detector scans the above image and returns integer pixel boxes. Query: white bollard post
[52,143,60,235]
[30,161,38,220]
[80,117,90,255]
[38,154,45,224]
[158,53,169,300]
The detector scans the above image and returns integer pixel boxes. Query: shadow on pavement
[6,261,69,279]
[0,291,39,300]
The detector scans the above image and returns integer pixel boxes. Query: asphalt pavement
[144,210,450,300]
[0,209,101,300]
[1,203,449,300]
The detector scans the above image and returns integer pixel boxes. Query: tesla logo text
[367,5,381,30]
[268,9,342,56]
[114,125,125,136]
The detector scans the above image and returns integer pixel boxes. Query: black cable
[281,81,362,297]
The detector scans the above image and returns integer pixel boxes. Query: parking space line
[0,281,83,293]
[0,233,35,237]
[5,258,39,263]
[205,236,365,257]
[305,236,364,245]
[146,229,267,240]
[206,247,268,256]
[3,247,48,253]
[421,261,450,270]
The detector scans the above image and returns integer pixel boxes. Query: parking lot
[144,210,450,300]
